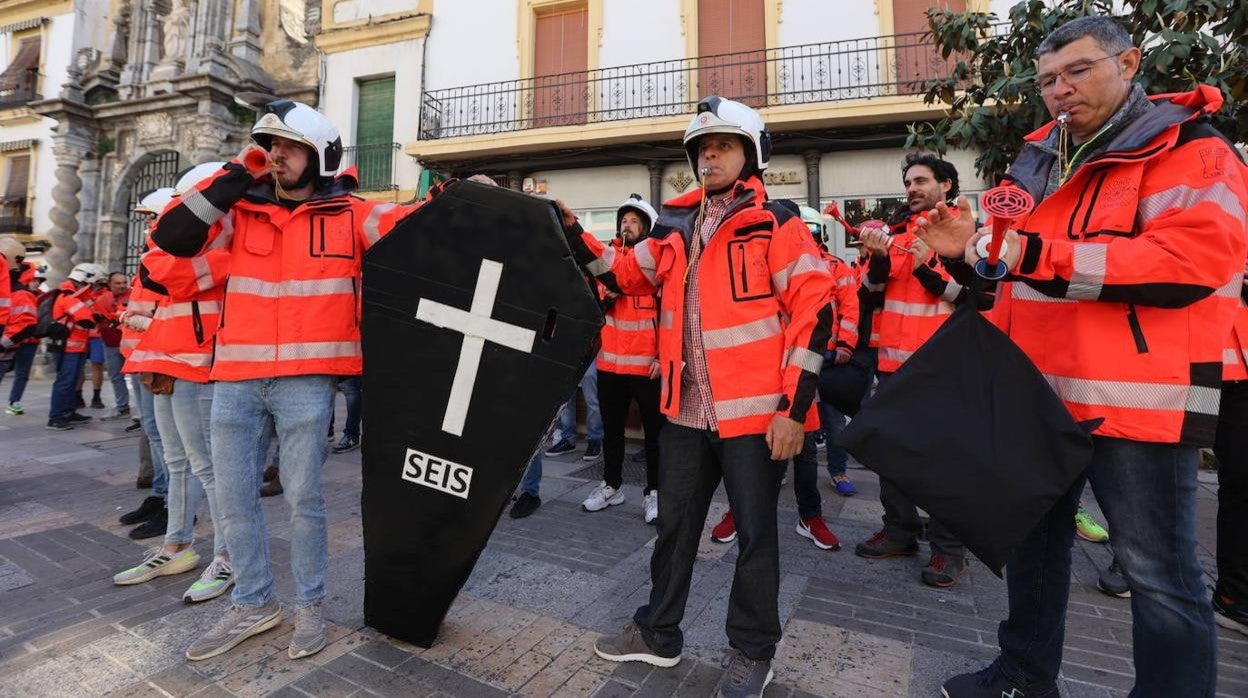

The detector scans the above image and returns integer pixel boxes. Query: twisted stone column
[46,147,84,287]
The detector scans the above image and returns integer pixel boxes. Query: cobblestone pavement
[0,377,1243,697]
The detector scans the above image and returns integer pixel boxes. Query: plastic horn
[976,186,1035,280]
[242,147,270,175]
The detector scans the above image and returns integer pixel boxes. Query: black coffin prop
[836,300,1094,575]
[360,181,603,646]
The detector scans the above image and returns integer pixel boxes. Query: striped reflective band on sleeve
[783,345,824,373]
[837,275,857,287]
[878,346,913,364]
[599,351,654,366]
[1065,243,1107,300]
[701,315,783,350]
[1012,282,1075,304]
[839,319,858,333]
[0,297,9,308]
[714,393,784,421]
[1214,273,1245,299]
[192,256,215,292]
[586,244,617,277]
[940,279,964,302]
[363,203,398,247]
[214,340,361,362]
[772,253,827,293]
[1042,374,1220,416]
[181,188,228,227]
[154,301,220,320]
[9,303,34,315]
[633,242,659,285]
[228,276,355,298]
[1137,180,1247,229]
[127,349,213,367]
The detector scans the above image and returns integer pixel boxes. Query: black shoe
[128,508,168,540]
[260,475,283,498]
[544,439,575,457]
[1097,558,1130,599]
[262,465,279,483]
[46,419,74,431]
[582,441,602,461]
[124,419,142,432]
[120,496,165,525]
[941,662,1058,698]
[66,412,92,423]
[91,397,105,409]
[1214,592,1248,637]
[509,492,541,519]
[630,449,647,463]
[332,435,360,454]
[75,395,86,409]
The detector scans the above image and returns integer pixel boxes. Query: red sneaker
[710,511,737,543]
[796,517,841,550]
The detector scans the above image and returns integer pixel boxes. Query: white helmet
[616,194,658,233]
[250,100,343,178]
[134,187,175,216]
[0,235,23,269]
[682,96,771,174]
[68,262,106,285]
[174,162,227,195]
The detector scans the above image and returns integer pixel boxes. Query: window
[531,6,588,127]
[0,35,41,108]
[354,77,396,190]
[2,154,30,219]
[572,208,617,242]
[697,0,765,105]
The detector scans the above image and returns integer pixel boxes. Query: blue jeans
[131,375,169,500]
[997,436,1216,697]
[819,402,848,477]
[2,343,38,403]
[155,382,224,556]
[340,376,362,439]
[103,345,129,410]
[520,453,543,497]
[557,363,603,443]
[49,350,87,420]
[212,376,334,607]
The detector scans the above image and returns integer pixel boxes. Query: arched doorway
[121,151,182,275]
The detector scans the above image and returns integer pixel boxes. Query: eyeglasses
[1034,52,1124,95]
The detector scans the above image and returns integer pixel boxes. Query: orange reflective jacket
[1223,270,1248,382]
[151,163,422,381]
[126,248,230,382]
[568,177,835,437]
[825,252,860,351]
[0,288,35,350]
[53,282,99,353]
[598,249,659,376]
[993,85,1248,445]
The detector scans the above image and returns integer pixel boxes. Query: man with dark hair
[97,271,131,419]
[917,15,1248,697]
[854,153,971,589]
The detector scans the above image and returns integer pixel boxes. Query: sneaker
[832,474,856,497]
[184,557,235,603]
[719,648,773,698]
[814,432,826,450]
[583,441,602,461]
[260,475,283,498]
[185,599,283,661]
[544,439,576,457]
[289,601,327,659]
[1075,505,1109,543]
[66,412,91,423]
[75,395,86,409]
[1096,558,1130,598]
[120,495,165,525]
[113,547,200,585]
[262,465,279,483]
[128,508,168,540]
[711,511,737,544]
[509,492,541,519]
[46,419,74,431]
[796,517,841,550]
[582,482,625,512]
[643,491,659,525]
[6,402,23,415]
[91,396,106,409]
[921,554,966,588]
[125,419,142,432]
[593,621,680,668]
[1213,592,1248,637]
[102,407,131,420]
[854,531,919,559]
[630,449,647,463]
[941,662,1058,698]
[331,435,360,454]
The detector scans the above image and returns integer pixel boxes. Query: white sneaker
[113,547,200,585]
[582,482,625,512]
[184,556,235,603]
[643,491,658,524]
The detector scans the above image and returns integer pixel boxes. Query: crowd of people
[0,13,1245,698]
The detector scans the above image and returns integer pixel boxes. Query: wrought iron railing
[419,29,994,140]
[343,143,400,191]
[0,71,40,110]
[0,216,33,234]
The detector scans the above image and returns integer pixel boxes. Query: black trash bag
[836,299,1095,575]
[819,348,875,417]
[361,181,603,646]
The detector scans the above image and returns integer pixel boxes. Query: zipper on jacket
[664,360,675,410]
[351,277,360,327]
[737,246,749,294]
[191,300,204,345]
[218,277,229,331]
[1126,303,1149,353]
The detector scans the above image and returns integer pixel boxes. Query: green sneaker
[183,557,235,603]
[113,547,200,585]
[1075,505,1109,543]
[6,402,23,415]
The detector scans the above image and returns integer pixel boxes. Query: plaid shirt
[671,196,732,431]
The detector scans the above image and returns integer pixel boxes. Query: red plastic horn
[241,146,271,177]
[977,186,1034,279]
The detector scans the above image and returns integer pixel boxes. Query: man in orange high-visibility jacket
[0,261,38,413]
[564,97,836,696]
[47,263,106,430]
[918,17,1248,698]
[152,100,425,663]
[854,154,972,590]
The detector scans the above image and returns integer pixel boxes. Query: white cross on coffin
[415,259,537,436]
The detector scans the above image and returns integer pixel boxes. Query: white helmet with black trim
[250,100,343,178]
[68,262,106,285]
[174,162,227,195]
[134,187,175,216]
[616,193,658,233]
[682,96,771,174]
[0,235,24,269]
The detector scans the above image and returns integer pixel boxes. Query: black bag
[33,289,69,341]
[836,297,1095,575]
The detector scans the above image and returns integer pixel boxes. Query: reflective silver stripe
[128,349,213,367]
[129,300,157,313]
[9,303,35,314]
[207,213,235,250]
[228,276,355,297]
[0,298,8,308]
[660,309,674,330]
[1225,348,1240,366]
[882,300,951,317]
[715,393,783,421]
[879,346,913,364]
[784,345,824,373]
[633,241,659,285]
[604,315,653,332]
[192,256,214,292]
[1214,273,1244,299]
[1042,374,1220,416]
[215,340,360,362]
[600,351,654,366]
[1066,243,1107,300]
[1137,180,1247,229]
[1012,282,1074,304]
[67,301,86,314]
[182,187,227,226]
[840,319,858,334]
[940,279,964,303]
[363,203,397,247]
[154,301,220,320]
[702,316,783,350]
[587,244,617,277]
[865,282,885,292]
[772,253,827,293]
[836,276,857,287]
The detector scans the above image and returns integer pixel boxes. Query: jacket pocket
[310,210,356,259]
[243,217,275,256]
[726,235,772,302]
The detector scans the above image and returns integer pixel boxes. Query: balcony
[419,30,974,142]
[343,142,399,192]
[0,217,33,234]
